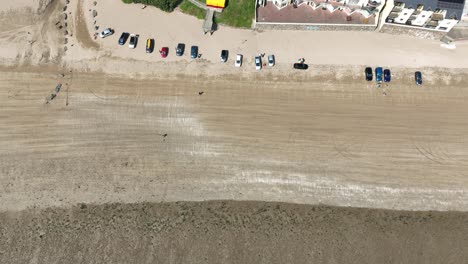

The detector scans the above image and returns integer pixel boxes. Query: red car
[159,47,168,58]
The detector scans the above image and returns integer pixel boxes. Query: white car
[235,54,243,67]
[268,55,275,67]
[255,56,262,70]
[128,35,137,49]
[99,28,114,38]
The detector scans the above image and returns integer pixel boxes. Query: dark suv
[118,32,130,45]
[191,45,198,59]
[365,67,373,81]
[176,43,185,56]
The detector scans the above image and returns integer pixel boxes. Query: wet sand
[1,201,468,263]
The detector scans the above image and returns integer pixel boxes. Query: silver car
[235,54,242,67]
[99,28,114,38]
[268,55,275,67]
[255,56,262,70]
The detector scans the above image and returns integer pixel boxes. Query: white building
[385,2,461,32]
[266,0,384,19]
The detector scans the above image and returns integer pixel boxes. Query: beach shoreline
[1,201,468,263]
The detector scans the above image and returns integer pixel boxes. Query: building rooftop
[396,0,465,19]
[257,2,376,25]
[395,7,415,23]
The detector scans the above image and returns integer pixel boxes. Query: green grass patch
[121,0,183,12]
[179,0,206,19]
[215,0,256,28]
[122,0,255,28]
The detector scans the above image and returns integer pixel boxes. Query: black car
[118,32,130,45]
[293,63,308,70]
[384,69,391,82]
[415,71,422,85]
[220,50,228,62]
[176,43,185,56]
[191,45,198,59]
[365,67,373,81]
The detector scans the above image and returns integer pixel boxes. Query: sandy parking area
[65,0,468,73]
[2,0,468,74]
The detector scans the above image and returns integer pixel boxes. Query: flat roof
[412,10,433,25]
[436,18,459,29]
[395,8,415,23]
[396,0,465,19]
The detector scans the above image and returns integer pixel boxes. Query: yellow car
[146,38,154,53]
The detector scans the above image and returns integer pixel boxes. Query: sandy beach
[2,68,468,213]
[1,0,468,262]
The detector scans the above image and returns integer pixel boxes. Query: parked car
[293,63,308,70]
[146,38,154,53]
[118,32,130,45]
[160,47,168,58]
[365,67,373,81]
[99,28,114,38]
[191,46,198,59]
[375,67,383,83]
[220,50,228,62]
[415,71,422,85]
[268,55,275,67]
[176,43,185,56]
[255,56,262,70]
[384,69,391,82]
[235,54,243,67]
[129,35,137,49]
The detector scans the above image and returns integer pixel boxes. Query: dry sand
[2,69,468,212]
[1,0,468,262]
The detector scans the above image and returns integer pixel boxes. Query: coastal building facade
[256,0,464,33]
[256,0,385,28]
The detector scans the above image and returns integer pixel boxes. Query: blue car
[384,69,391,82]
[375,67,383,83]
